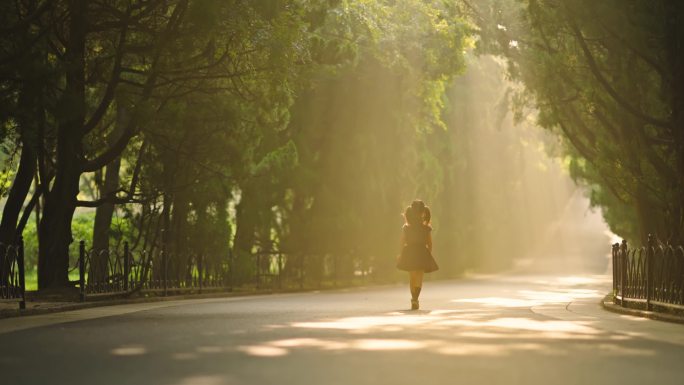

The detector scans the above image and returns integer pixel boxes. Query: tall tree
[466,0,684,244]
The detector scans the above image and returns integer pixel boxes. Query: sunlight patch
[353,339,426,351]
[485,318,598,335]
[237,345,288,357]
[437,343,506,356]
[110,345,147,356]
[594,343,655,356]
[291,315,437,330]
[452,297,542,307]
[269,338,348,350]
[519,289,602,303]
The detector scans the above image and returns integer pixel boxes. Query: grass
[24,270,82,291]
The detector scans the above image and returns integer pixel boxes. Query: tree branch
[0,1,51,33]
[83,11,129,134]
[81,0,189,172]
[75,188,142,207]
[565,14,671,129]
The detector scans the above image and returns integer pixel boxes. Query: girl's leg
[413,271,424,299]
[409,271,423,309]
[409,271,418,291]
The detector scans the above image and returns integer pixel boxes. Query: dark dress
[396,224,439,273]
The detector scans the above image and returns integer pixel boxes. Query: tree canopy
[1,0,678,291]
[466,0,684,244]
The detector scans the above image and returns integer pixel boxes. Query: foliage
[465,0,684,244]
[3,0,643,290]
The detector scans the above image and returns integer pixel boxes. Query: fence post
[620,239,627,307]
[162,246,168,296]
[18,236,25,310]
[79,240,86,302]
[198,254,203,294]
[333,254,338,288]
[255,253,260,289]
[278,252,283,290]
[123,242,130,292]
[646,234,654,311]
[612,243,618,300]
[300,254,305,289]
[228,249,233,290]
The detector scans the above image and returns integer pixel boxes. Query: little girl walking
[396,200,439,310]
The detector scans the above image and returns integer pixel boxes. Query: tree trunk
[0,137,36,286]
[170,189,189,282]
[0,142,36,247]
[38,140,82,289]
[90,103,127,283]
[1,59,43,284]
[232,185,259,284]
[37,0,86,290]
[89,161,121,283]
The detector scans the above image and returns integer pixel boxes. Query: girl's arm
[426,233,433,253]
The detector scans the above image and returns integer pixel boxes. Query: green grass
[24,270,82,291]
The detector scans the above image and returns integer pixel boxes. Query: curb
[600,294,684,325]
[0,290,269,320]
[0,281,397,320]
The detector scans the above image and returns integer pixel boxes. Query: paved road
[1,275,683,385]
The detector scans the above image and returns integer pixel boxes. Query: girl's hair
[404,200,431,226]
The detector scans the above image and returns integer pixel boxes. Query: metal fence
[612,234,684,311]
[0,238,26,309]
[1,238,372,308]
[76,243,373,301]
[255,251,373,290]
[77,241,232,300]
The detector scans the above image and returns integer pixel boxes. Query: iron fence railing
[77,241,232,300]
[253,252,371,290]
[1,237,373,307]
[0,238,26,309]
[612,234,684,311]
[75,242,372,301]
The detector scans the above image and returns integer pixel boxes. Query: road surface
[1,275,683,385]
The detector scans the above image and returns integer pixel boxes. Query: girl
[396,200,439,310]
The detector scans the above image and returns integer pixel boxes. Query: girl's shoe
[411,299,419,310]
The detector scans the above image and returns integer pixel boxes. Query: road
[1,274,683,385]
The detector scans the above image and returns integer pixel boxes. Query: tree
[466,0,684,244]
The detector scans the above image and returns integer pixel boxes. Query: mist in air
[436,56,613,276]
[284,55,612,280]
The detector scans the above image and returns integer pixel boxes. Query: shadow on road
[2,274,683,385]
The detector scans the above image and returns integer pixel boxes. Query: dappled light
[110,345,148,357]
[237,345,289,358]
[484,318,596,335]
[451,275,607,309]
[452,297,542,308]
[531,276,611,287]
[2,273,681,385]
[291,315,441,331]
[287,309,601,338]
[234,304,659,358]
[206,274,667,364]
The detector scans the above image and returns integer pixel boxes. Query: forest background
[1,0,681,291]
